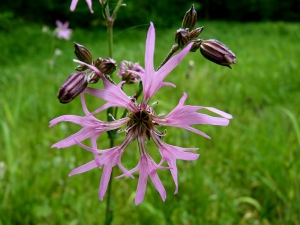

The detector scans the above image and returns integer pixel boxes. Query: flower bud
[87,71,100,84]
[182,4,197,31]
[200,39,236,68]
[75,64,88,71]
[188,26,204,40]
[94,57,117,75]
[117,60,143,84]
[74,42,93,64]
[175,28,189,48]
[189,39,202,52]
[57,71,88,103]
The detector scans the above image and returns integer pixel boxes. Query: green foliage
[1,0,300,29]
[1,20,300,224]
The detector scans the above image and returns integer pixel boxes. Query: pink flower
[50,22,232,205]
[55,20,72,40]
[70,0,94,13]
[117,60,144,83]
[69,137,134,200]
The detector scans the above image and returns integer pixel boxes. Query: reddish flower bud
[94,57,117,75]
[200,39,236,68]
[75,64,88,72]
[182,4,197,31]
[175,28,189,48]
[87,71,100,84]
[74,42,93,64]
[57,71,88,103]
[189,40,202,52]
[188,26,204,40]
[117,60,144,84]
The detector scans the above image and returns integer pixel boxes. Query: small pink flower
[70,0,94,13]
[117,60,144,83]
[50,22,232,205]
[55,20,72,40]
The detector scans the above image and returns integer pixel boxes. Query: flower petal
[152,135,199,194]
[85,0,94,13]
[99,166,112,200]
[69,160,98,176]
[155,92,232,138]
[49,115,101,127]
[55,20,63,28]
[51,128,100,148]
[135,162,148,205]
[70,0,93,13]
[156,42,193,83]
[203,107,233,119]
[133,23,193,106]
[149,170,166,201]
[84,81,137,114]
[70,0,79,11]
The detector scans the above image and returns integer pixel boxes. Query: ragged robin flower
[50,22,232,205]
[117,60,144,84]
[55,20,72,40]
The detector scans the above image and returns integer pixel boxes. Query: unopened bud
[57,71,88,103]
[200,39,236,68]
[74,42,93,64]
[182,4,197,31]
[94,57,117,75]
[117,60,143,84]
[87,71,100,84]
[175,28,189,48]
[75,64,88,71]
[189,26,204,40]
[189,39,202,52]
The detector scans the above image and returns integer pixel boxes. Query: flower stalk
[100,1,124,224]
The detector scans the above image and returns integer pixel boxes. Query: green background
[0,1,300,224]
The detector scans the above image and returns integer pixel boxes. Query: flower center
[128,109,154,140]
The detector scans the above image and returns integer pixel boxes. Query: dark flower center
[128,110,154,140]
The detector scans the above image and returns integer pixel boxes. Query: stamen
[154,128,167,137]
[125,122,138,132]
[152,121,159,126]
[130,96,137,103]
[151,101,158,106]
[108,113,116,121]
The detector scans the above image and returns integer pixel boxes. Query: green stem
[157,44,179,70]
[111,0,123,20]
[104,2,114,224]
[104,139,114,225]
[107,17,113,58]
[133,81,143,100]
[102,0,124,224]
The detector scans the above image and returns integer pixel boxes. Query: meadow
[0,19,300,225]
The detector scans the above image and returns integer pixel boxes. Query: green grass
[1,20,300,225]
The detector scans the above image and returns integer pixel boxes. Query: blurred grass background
[0,16,300,225]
